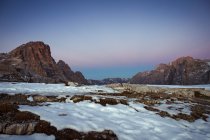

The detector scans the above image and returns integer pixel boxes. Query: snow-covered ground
[154,100,193,115]
[0,82,209,96]
[0,133,55,140]
[19,101,210,140]
[1,82,210,140]
[148,84,210,91]
[0,82,118,95]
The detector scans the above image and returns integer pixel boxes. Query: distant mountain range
[88,78,130,85]
[0,41,87,84]
[130,56,210,85]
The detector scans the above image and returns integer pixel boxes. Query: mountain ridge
[0,41,87,84]
[130,56,210,85]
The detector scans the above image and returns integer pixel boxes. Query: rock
[57,60,87,84]
[0,41,87,84]
[99,98,119,106]
[0,123,6,133]
[108,84,166,94]
[84,130,118,140]
[14,111,40,121]
[4,122,37,135]
[144,106,159,112]
[70,95,92,103]
[35,120,57,135]
[157,111,171,118]
[65,81,78,86]
[172,113,195,122]
[33,95,48,102]
[139,100,160,106]
[131,56,210,85]
[32,95,61,102]
[0,94,31,105]
[0,103,18,113]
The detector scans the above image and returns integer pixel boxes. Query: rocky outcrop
[107,83,210,98]
[57,60,87,84]
[130,56,210,85]
[0,41,87,84]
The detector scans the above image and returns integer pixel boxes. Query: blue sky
[0,0,210,79]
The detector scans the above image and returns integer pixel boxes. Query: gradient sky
[0,0,210,79]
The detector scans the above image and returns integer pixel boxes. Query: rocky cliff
[0,41,87,84]
[130,56,210,85]
[57,60,87,84]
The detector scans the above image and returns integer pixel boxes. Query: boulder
[65,81,79,87]
[3,122,37,135]
[33,95,48,102]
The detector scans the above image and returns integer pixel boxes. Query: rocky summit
[130,56,210,85]
[0,41,87,84]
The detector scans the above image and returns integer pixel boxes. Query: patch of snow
[155,101,192,115]
[27,96,34,102]
[148,84,210,91]
[91,96,100,102]
[65,97,72,103]
[19,101,210,140]
[0,82,119,96]
[0,133,55,140]
[56,95,67,99]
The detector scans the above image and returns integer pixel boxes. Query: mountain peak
[131,56,210,85]
[0,41,87,84]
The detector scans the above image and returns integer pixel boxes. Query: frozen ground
[19,101,210,140]
[1,82,210,140]
[0,82,118,95]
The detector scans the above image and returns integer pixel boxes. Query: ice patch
[27,96,34,102]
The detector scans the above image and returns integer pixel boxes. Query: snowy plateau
[0,82,210,140]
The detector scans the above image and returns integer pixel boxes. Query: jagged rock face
[131,56,210,85]
[57,60,87,84]
[9,42,59,77]
[0,41,87,84]
[57,60,74,78]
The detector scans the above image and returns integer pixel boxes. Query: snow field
[19,101,210,140]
